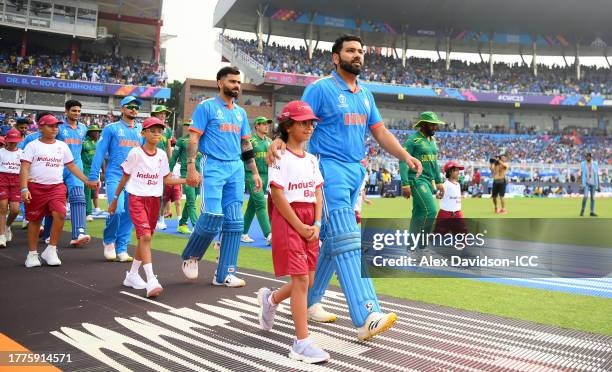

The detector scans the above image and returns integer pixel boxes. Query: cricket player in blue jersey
[56,100,91,246]
[181,66,262,287]
[268,35,422,340]
[89,96,143,262]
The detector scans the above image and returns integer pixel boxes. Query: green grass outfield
[65,197,612,335]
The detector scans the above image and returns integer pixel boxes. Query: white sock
[129,259,142,275]
[143,263,155,282]
[47,245,57,250]
[294,336,311,351]
[28,250,38,255]
[268,292,275,306]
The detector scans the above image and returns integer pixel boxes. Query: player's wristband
[21,187,29,193]
[313,220,321,227]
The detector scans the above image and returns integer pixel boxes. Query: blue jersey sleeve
[240,108,251,138]
[366,90,383,128]
[88,125,112,180]
[19,132,40,149]
[301,83,322,116]
[191,102,209,134]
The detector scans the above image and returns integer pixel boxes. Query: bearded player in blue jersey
[89,96,143,262]
[181,66,262,287]
[268,35,422,340]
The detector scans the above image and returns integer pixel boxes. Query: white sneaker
[307,303,337,323]
[240,234,254,243]
[257,287,277,330]
[117,252,133,262]
[265,233,272,245]
[103,242,116,261]
[25,252,41,268]
[93,207,102,215]
[123,271,147,289]
[288,337,330,364]
[70,234,91,247]
[157,219,167,230]
[212,273,246,287]
[41,245,62,266]
[86,215,94,222]
[21,219,28,229]
[182,258,198,279]
[146,277,163,298]
[357,312,398,341]
[5,226,12,242]
[0,235,6,248]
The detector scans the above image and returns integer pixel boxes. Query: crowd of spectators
[366,130,611,166]
[0,110,115,135]
[231,37,612,96]
[0,47,167,87]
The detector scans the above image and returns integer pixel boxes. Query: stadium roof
[214,0,612,56]
[95,0,163,43]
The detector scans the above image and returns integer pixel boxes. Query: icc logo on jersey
[118,128,125,137]
[338,94,348,108]
[216,110,224,120]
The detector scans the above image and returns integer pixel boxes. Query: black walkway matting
[0,231,611,371]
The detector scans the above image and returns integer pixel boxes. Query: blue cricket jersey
[301,70,383,162]
[88,120,143,182]
[57,121,88,188]
[190,96,250,161]
[19,132,40,149]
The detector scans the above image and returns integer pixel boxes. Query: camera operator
[490,153,509,214]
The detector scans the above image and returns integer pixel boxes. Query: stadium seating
[231,38,612,96]
[0,48,167,87]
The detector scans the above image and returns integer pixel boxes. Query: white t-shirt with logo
[21,139,74,184]
[121,147,170,197]
[0,148,22,174]
[439,179,462,212]
[268,149,324,203]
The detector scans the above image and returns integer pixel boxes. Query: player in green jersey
[241,116,272,244]
[399,112,445,248]
[169,119,202,234]
[82,124,102,221]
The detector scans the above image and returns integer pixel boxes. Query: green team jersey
[245,133,271,175]
[81,137,97,169]
[169,134,201,177]
[399,131,443,186]
[156,126,173,152]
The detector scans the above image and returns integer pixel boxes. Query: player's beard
[339,55,362,76]
[421,125,436,137]
[124,113,137,120]
[223,85,239,98]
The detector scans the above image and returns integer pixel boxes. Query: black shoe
[590,213,598,217]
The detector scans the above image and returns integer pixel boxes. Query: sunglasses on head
[124,105,140,110]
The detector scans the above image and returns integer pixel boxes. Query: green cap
[86,124,102,132]
[254,116,273,125]
[414,111,445,128]
[151,104,172,114]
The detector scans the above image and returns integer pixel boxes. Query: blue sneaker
[257,287,277,331]
[288,337,330,364]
